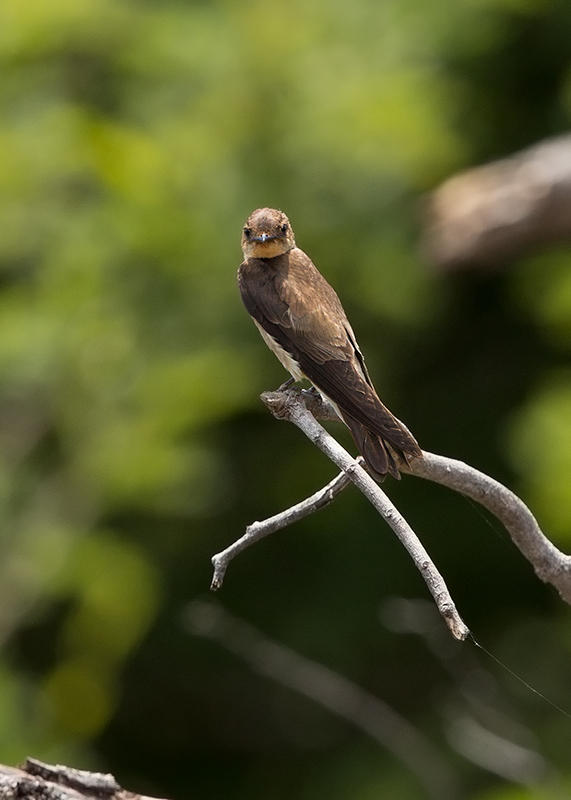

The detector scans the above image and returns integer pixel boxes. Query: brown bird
[238,207,422,479]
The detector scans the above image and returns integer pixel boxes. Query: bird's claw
[276,377,295,392]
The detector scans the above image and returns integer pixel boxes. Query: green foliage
[0,0,570,798]
[508,374,571,540]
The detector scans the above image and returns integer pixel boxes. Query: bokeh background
[1,0,570,798]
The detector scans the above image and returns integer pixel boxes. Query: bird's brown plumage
[238,208,421,479]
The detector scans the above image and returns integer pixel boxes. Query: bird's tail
[342,414,421,481]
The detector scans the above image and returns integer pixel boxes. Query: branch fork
[211,387,571,640]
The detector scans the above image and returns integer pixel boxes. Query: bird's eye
[243,228,251,238]
[280,223,288,234]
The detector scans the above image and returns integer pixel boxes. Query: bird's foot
[276,377,296,392]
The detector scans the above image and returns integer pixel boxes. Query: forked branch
[211,388,571,638]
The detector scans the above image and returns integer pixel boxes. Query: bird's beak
[252,233,276,243]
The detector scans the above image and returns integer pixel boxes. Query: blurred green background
[1,0,570,798]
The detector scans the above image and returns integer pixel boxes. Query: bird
[237,207,422,479]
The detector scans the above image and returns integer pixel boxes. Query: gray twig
[211,459,355,591]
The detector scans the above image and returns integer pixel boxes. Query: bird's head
[241,208,295,259]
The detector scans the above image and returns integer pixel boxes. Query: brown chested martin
[237,207,422,479]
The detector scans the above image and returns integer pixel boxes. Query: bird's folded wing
[240,279,411,447]
[239,264,348,364]
[295,353,417,450]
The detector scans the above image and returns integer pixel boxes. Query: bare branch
[211,461,356,590]
[265,389,469,639]
[0,758,168,800]
[212,387,571,636]
[185,601,459,800]
[214,387,469,640]
[423,133,571,269]
[402,452,571,604]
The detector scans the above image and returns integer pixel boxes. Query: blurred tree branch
[0,758,167,800]
[185,601,458,800]
[187,601,550,792]
[422,134,571,269]
[211,388,571,635]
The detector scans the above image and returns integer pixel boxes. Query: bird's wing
[239,256,349,364]
[239,255,417,452]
